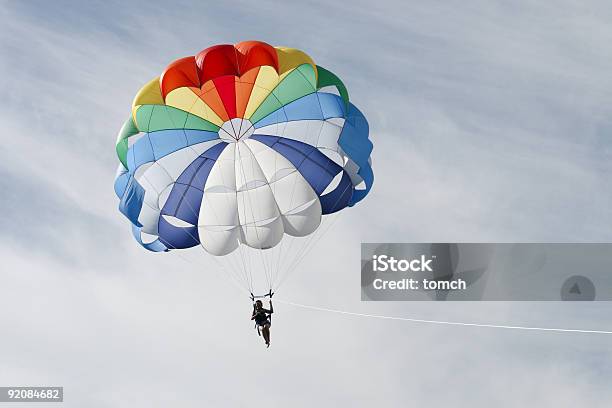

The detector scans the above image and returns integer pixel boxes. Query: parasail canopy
[114,41,373,294]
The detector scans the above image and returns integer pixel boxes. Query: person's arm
[268,301,273,314]
[251,305,256,320]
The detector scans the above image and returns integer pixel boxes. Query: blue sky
[1,1,612,406]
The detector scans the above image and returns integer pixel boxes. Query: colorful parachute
[114,41,373,294]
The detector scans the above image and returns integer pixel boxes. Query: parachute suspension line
[251,138,276,292]
[275,212,340,291]
[275,221,319,288]
[268,132,308,290]
[210,140,254,293]
[235,142,273,293]
[135,171,248,297]
[219,146,254,293]
[165,216,247,294]
[269,146,283,288]
[224,239,252,293]
[276,299,612,335]
[294,213,339,269]
[286,177,349,274]
[244,143,274,294]
[165,238,250,296]
[271,231,285,288]
[290,212,340,272]
[237,240,254,293]
[275,174,353,291]
[271,149,329,287]
[139,158,250,294]
[276,199,324,275]
[273,229,299,287]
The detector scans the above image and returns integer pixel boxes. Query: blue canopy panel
[126,129,219,174]
[114,164,130,199]
[251,92,373,207]
[116,162,168,251]
[115,129,222,251]
[339,103,373,205]
[250,135,353,214]
[118,176,145,227]
[252,92,346,129]
[157,142,227,250]
[131,224,168,252]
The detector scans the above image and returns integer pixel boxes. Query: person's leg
[262,324,270,345]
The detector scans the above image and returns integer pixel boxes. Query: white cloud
[1,1,612,406]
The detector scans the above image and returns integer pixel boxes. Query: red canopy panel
[159,41,280,118]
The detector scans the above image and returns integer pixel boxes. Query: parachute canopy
[114,41,373,268]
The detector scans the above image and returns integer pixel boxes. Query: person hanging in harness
[251,292,274,348]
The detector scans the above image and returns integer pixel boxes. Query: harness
[251,290,274,336]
